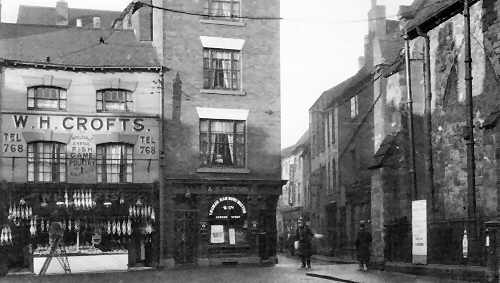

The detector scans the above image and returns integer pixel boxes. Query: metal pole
[422,34,435,213]
[159,67,166,267]
[404,38,418,201]
[463,0,477,237]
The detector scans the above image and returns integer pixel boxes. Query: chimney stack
[358,56,365,69]
[56,0,69,26]
[368,1,386,37]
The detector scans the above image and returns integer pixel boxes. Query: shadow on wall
[163,120,281,179]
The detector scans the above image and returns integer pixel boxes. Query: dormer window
[27,86,67,111]
[93,16,101,28]
[96,89,133,112]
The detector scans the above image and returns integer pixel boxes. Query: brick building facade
[117,0,282,267]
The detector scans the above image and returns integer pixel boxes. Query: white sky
[1,0,413,148]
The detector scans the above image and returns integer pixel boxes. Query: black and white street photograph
[0,0,499,282]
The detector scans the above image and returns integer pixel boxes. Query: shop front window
[199,119,245,168]
[96,143,133,183]
[208,196,248,246]
[27,86,67,111]
[27,142,66,183]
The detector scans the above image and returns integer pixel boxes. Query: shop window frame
[27,141,67,183]
[96,143,133,184]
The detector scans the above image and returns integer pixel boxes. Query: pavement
[0,254,476,283]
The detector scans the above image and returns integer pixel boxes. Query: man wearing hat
[295,216,313,269]
[355,221,372,271]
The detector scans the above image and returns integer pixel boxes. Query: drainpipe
[159,66,166,267]
[463,0,477,239]
[417,29,435,215]
[404,38,418,201]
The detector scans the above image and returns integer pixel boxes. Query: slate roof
[0,23,159,68]
[401,0,480,39]
[282,129,310,158]
[17,5,122,29]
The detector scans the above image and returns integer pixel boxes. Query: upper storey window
[96,89,133,112]
[203,48,241,90]
[350,95,359,118]
[207,0,241,19]
[27,86,67,111]
[27,142,67,183]
[199,119,246,168]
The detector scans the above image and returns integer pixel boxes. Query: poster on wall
[229,228,236,245]
[210,225,224,244]
[412,200,427,264]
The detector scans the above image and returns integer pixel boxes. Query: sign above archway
[209,196,247,220]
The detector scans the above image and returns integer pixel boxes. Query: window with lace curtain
[206,0,241,19]
[96,143,133,183]
[27,142,66,182]
[203,48,241,90]
[199,119,245,168]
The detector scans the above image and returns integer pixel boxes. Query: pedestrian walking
[295,217,313,269]
[355,222,372,272]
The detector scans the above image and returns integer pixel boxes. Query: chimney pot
[56,0,68,25]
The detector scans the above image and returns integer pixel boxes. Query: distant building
[17,0,121,29]
[308,1,401,258]
[278,131,310,252]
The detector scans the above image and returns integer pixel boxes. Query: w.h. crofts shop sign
[1,113,160,183]
[209,196,247,220]
[11,115,146,132]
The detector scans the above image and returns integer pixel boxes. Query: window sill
[197,167,250,174]
[200,89,246,96]
[200,19,246,27]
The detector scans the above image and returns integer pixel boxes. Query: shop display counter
[32,250,128,274]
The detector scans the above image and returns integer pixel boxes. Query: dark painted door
[174,210,197,264]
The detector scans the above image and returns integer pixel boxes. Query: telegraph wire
[137,1,282,20]
[137,0,456,24]
[44,0,460,61]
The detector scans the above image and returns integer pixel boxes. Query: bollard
[485,220,500,282]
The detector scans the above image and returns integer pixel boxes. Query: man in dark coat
[355,222,372,271]
[295,217,313,269]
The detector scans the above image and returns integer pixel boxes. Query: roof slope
[17,5,122,28]
[0,23,159,67]
[282,129,310,158]
[321,67,374,110]
[401,0,480,39]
